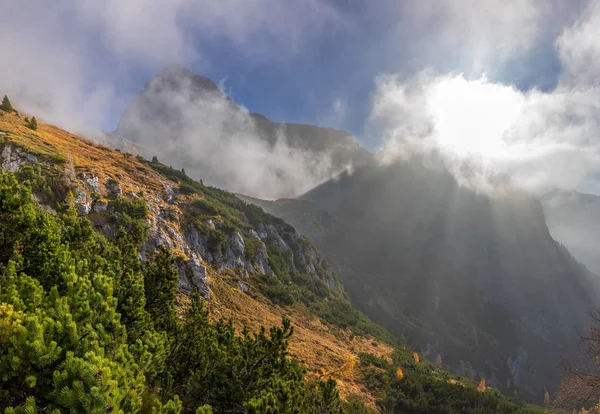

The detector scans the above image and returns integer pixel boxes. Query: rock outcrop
[45,149,342,301]
[1,145,37,172]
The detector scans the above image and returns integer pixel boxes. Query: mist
[116,69,349,199]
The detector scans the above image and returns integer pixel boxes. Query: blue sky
[3,0,600,193]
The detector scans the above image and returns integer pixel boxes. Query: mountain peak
[116,65,373,199]
[147,63,221,96]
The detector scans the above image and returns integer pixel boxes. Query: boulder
[79,173,101,193]
[179,256,210,299]
[1,145,36,172]
[75,189,91,215]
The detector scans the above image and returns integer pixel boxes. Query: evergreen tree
[27,116,37,130]
[144,247,179,334]
[0,95,13,112]
[0,171,146,412]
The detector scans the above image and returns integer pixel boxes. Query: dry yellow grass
[206,272,392,406]
[0,111,168,198]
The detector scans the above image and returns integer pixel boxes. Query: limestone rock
[1,145,36,172]
[75,189,91,216]
[179,256,210,299]
[221,231,246,270]
[254,240,274,275]
[77,202,92,216]
[238,281,249,293]
[79,173,101,193]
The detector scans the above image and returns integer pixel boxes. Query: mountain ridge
[541,189,600,282]
[0,103,552,412]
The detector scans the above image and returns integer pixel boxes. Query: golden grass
[0,112,168,198]
[206,272,392,406]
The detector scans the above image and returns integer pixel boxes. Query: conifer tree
[27,116,37,130]
[144,247,179,333]
[0,95,13,112]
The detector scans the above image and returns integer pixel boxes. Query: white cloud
[371,0,600,194]
[556,0,600,86]
[0,0,343,132]
[333,99,346,119]
[402,0,550,70]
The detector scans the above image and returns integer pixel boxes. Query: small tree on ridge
[0,95,13,112]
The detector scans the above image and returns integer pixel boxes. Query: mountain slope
[0,106,549,413]
[242,155,598,402]
[541,189,600,284]
[115,64,372,199]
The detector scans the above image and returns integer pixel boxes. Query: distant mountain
[241,155,598,401]
[116,64,372,199]
[542,189,600,282]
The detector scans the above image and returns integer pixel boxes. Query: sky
[2,0,600,194]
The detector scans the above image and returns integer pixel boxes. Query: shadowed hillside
[242,155,598,403]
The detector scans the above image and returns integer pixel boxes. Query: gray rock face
[75,189,92,216]
[221,231,246,271]
[178,211,339,291]
[507,350,529,388]
[238,281,249,293]
[89,182,339,307]
[185,224,213,262]
[164,183,176,204]
[77,202,92,216]
[253,240,274,275]
[1,145,36,172]
[247,229,260,239]
[179,255,210,299]
[79,173,101,193]
[141,214,187,260]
